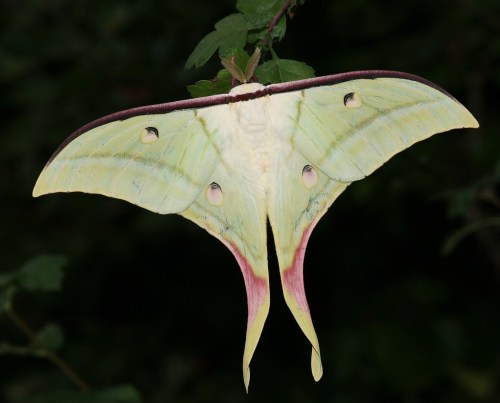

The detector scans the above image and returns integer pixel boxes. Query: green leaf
[255,57,314,84]
[247,16,286,45]
[245,47,261,80]
[187,69,232,98]
[216,14,248,57]
[237,0,284,27]
[185,31,221,69]
[220,47,256,83]
[0,286,16,315]
[0,342,40,357]
[0,272,13,288]
[446,186,476,219]
[37,323,65,351]
[239,0,287,44]
[16,254,67,292]
[185,14,248,69]
[221,58,246,83]
[230,47,252,72]
[442,216,500,255]
[31,384,142,403]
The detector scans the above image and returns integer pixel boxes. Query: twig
[262,0,291,47]
[7,310,91,392]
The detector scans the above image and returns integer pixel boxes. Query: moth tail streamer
[280,223,323,381]
[221,241,270,392]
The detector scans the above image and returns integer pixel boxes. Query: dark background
[1,0,499,402]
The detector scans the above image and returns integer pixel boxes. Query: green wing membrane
[33,109,223,213]
[266,76,478,382]
[267,144,349,381]
[33,101,271,392]
[287,78,478,182]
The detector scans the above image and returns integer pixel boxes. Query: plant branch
[7,309,91,392]
[262,0,291,47]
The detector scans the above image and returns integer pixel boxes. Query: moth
[33,70,478,389]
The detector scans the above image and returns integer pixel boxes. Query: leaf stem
[7,309,91,392]
[262,0,291,47]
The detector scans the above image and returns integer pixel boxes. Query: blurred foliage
[186,0,314,95]
[1,0,500,402]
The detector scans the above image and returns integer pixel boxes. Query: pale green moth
[33,70,479,390]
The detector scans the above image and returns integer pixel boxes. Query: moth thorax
[229,82,264,96]
[232,98,267,132]
[237,99,270,175]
